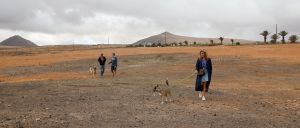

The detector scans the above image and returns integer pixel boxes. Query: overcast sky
[0,0,299,45]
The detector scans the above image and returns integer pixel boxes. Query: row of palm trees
[217,37,239,45]
[260,30,299,44]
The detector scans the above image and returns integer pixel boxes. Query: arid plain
[0,44,299,127]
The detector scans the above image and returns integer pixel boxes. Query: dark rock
[5,117,11,121]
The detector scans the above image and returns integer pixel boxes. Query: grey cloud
[0,0,300,45]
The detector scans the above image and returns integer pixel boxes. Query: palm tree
[183,40,188,46]
[210,40,214,45]
[171,42,177,46]
[151,43,157,47]
[278,31,288,43]
[270,34,279,44]
[260,31,270,44]
[178,42,183,46]
[157,43,162,47]
[193,42,197,45]
[219,37,224,44]
[230,39,234,45]
[289,35,299,43]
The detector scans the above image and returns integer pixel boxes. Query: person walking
[98,53,106,77]
[195,49,212,101]
[108,53,118,78]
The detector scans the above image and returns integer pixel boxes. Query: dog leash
[118,66,196,84]
[103,63,196,84]
[172,72,196,84]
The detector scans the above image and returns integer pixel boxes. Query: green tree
[164,43,170,47]
[278,31,288,43]
[151,43,157,47]
[183,40,189,46]
[270,34,279,44]
[219,37,224,44]
[289,35,299,43]
[178,42,183,46]
[230,39,234,45]
[171,42,177,46]
[210,40,214,45]
[157,43,162,47]
[260,31,270,44]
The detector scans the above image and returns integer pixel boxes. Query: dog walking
[108,53,118,78]
[195,49,212,101]
[98,53,106,77]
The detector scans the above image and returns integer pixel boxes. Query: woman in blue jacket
[195,50,212,101]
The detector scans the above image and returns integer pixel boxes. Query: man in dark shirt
[98,53,106,77]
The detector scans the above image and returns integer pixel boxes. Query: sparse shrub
[236,42,240,45]
[289,35,299,43]
[126,45,133,47]
[123,59,129,62]
[193,42,197,45]
[171,42,177,46]
[270,34,279,44]
[156,54,161,58]
[162,56,175,61]
[157,43,162,47]
[184,40,188,46]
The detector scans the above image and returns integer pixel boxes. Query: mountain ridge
[0,35,38,47]
[133,32,255,45]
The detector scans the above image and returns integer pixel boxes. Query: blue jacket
[111,56,118,67]
[195,58,212,91]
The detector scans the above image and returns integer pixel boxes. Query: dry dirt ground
[0,44,299,128]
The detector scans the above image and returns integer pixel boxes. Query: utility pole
[276,24,278,43]
[276,24,278,35]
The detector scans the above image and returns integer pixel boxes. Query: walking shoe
[199,93,202,98]
[202,96,206,101]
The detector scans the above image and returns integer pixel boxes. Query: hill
[0,35,38,47]
[133,32,255,46]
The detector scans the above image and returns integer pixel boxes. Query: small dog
[153,79,171,104]
[89,65,97,78]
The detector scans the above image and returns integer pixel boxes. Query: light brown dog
[89,65,96,78]
[153,79,171,104]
